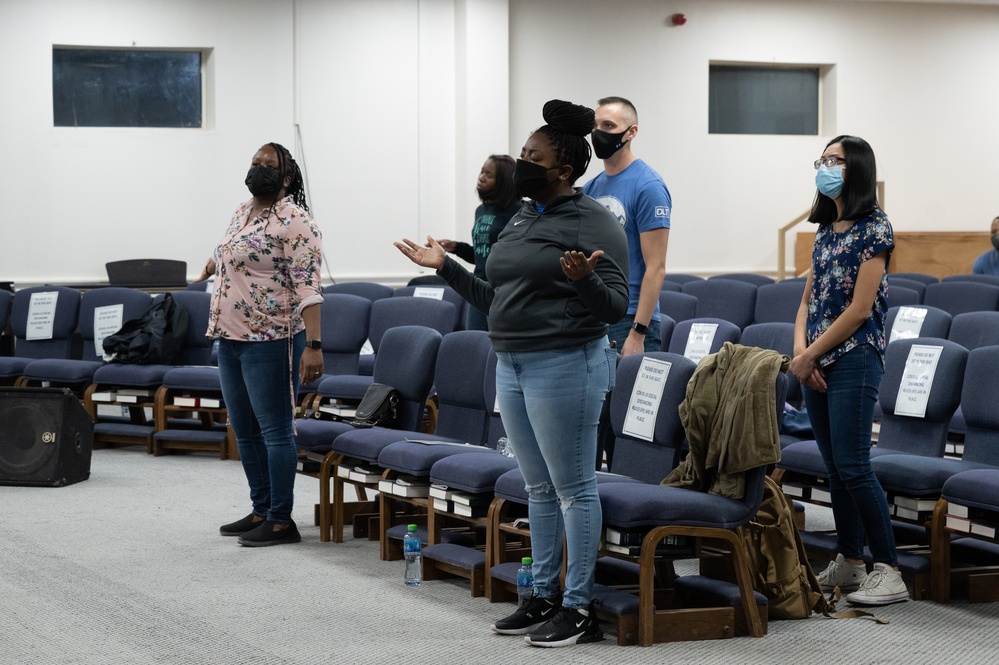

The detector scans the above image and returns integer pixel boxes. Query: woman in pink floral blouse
[199,142,324,547]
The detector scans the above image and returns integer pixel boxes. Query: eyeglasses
[813,156,846,170]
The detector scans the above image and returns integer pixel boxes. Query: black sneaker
[524,604,604,648]
[491,595,561,635]
[219,513,265,537]
[237,520,302,547]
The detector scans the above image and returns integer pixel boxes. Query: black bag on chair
[102,294,189,365]
[348,383,399,428]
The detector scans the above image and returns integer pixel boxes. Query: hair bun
[542,100,595,137]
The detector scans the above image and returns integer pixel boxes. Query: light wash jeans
[495,336,616,610]
[803,343,899,566]
[218,332,304,524]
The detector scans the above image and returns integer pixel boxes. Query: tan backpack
[738,476,837,619]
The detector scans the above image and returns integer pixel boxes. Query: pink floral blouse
[207,197,323,341]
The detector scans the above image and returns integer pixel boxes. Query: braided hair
[267,142,310,213]
[534,100,594,185]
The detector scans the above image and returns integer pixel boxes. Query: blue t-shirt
[584,159,671,321]
[972,249,999,276]
[806,210,894,367]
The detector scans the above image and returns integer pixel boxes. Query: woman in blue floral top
[790,135,908,605]
[198,142,324,547]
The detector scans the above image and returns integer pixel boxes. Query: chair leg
[931,498,952,603]
[319,452,337,543]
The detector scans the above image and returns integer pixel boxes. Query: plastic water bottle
[403,524,422,587]
[517,556,534,608]
[496,436,515,458]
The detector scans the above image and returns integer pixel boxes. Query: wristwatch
[631,321,649,336]
[306,339,323,350]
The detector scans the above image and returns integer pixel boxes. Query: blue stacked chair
[353,296,455,380]
[323,281,393,302]
[659,291,697,323]
[663,273,703,285]
[657,314,676,351]
[682,278,757,329]
[923,282,999,317]
[660,280,683,293]
[891,272,938,285]
[666,317,741,363]
[0,286,81,385]
[885,275,928,302]
[295,325,443,542]
[21,288,151,394]
[297,294,370,398]
[940,274,999,287]
[710,273,774,287]
[887,284,921,308]
[754,281,804,324]
[943,311,999,439]
[933,465,999,602]
[884,305,952,344]
[393,284,466,332]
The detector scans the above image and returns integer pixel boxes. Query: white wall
[2,0,998,284]
[509,0,999,274]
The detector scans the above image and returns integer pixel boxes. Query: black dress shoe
[219,513,265,536]
[237,520,302,547]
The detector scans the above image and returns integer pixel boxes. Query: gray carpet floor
[3,447,999,665]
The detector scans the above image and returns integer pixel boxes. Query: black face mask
[992,234,999,253]
[591,126,632,160]
[514,159,559,200]
[245,165,283,198]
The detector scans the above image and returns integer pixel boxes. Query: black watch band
[631,322,649,336]
[306,339,322,350]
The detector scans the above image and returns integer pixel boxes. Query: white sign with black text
[889,306,927,343]
[622,357,672,442]
[413,287,445,300]
[94,304,125,358]
[894,344,942,418]
[683,323,718,363]
[25,291,59,341]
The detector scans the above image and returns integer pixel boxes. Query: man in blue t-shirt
[584,96,671,356]
[972,215,999,276]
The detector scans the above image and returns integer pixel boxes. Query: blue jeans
[495,337,616,610]
[607,314,662,354]
[803,343,898,566]
[218,333,304,524]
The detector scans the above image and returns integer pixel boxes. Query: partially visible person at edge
[584,96,670,356]
[197,142,324,548]
[394,100,628,648]
[971,215,999,276]
[437,154,521,330]
[790,135,909,605]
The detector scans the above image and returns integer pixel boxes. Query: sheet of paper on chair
[404,439,473,447]
[894,344,941,419]
[622,357,671,442]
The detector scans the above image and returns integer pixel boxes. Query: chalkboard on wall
[52,48,202,128]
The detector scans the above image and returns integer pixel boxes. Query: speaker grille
[0,400,60,476]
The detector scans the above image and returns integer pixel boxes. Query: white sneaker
[846,563,909,605]
[816,553,867,593]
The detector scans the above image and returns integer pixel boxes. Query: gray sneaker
[816,553,867,593]
[846,563,909,605]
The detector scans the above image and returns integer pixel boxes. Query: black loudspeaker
[0,387,93,487]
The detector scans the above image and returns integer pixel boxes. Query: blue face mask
[815,165,844,199]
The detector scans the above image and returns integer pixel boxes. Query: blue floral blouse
[806,210,894,367]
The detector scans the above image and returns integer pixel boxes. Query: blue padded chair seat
[871,455,996,497]
[294,418,356,454]
[153,429,227,443]
[162,366,220,391]
[778,439,898,478]
[592,585,640,616]
[384,523,474,548]
[317,373,373,401]
[93,362,172,387]
[330,426,432,464]
[595,557,640,586]
[674,575,768,608]
[942,469,999,513]
[94,422,154,437]
[600,482,755,530]
[422,543,486,570]
[495,468,643,504]
[0,357,33,378]
[952,537,999,565]
[489,560,520,586]
[378,440,495,477]
[22,359,103,383]
[430,452,519,494]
